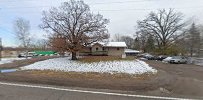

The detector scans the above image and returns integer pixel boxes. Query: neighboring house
[80,42,127,57]
[1,47,24,57]
[125,49,140,56]
[1,47,53,57]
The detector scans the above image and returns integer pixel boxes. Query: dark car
[143,54,155,60]
[156,55,167,61]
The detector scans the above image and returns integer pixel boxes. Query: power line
[0,27,15,37]
[98,6,203,12]
[2,5,51,9]
[0,1,150,9]
[1,5,203,13]
[1,0,152,4]
[88,0,153,5]
[0,0,162,10]
[0,1,202,11]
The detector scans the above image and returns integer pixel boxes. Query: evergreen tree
[145,35,155,53]
[188,23,200,57]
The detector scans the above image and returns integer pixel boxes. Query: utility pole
[0,38,2,61]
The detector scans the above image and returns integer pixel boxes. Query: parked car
[162,56,172,63]
[143,54,155,60]
[169,56,187,64]
[156,55,167,61]
[138,53,150,57]
[18,52,37,58]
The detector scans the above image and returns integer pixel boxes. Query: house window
[96,48,98,51]
[117,48,120,50]
[89,48,92,52]
[102,47,105,51]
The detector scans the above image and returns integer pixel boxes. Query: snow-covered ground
[21,57,157,75]
[0,58,26,65]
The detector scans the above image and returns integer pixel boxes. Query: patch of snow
[91,42,106,46]
[90,42,127,47]
[105,42,127,47]
[21,57,157,75]
[0,58,27,65]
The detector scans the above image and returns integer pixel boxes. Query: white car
[169,56,187,64]
[162,57,172,63]
[18,52,37,58]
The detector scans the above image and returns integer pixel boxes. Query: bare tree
[31,39,49,50]
[120,36,134,49]
[198,25,203,57]
[137,9,186,54]
[134,30,150,52]
[49,34,67,56]
[40,0,109,60]
[145,35,155,53]
[113,33,121,42]
[14,18,31,58]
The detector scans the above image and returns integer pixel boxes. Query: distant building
[1,47,53,57]
[125,49,140,56]
[1,47,25,57]
[80,42,127,57]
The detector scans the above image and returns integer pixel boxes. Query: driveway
[146,61,203,80]
[146,60,203,98]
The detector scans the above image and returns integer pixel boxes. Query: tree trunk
[190,49,193,57]
[71,52,77,60]
[25,49,28,59]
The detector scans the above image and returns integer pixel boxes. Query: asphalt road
[0,83,153,100]
[0,82,193,100]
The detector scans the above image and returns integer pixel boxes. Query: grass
[30,70,156,80]
[0,68,18,70]
[0,56,17,58]
[26,56,156,80]
[78,56,135,63]
[0,56,59,70]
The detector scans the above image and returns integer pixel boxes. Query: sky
[0,0,203,47]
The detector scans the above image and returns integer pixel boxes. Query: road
[146,60,203,98]
[0,82,194,100]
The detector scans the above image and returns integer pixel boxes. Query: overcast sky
[0,0,203,46]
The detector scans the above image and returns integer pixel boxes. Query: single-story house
[1,47,25,57]
[80,42,127,57]
[125,49,140,56]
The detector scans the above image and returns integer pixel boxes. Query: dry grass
[29,70,156,80]
[0,56,59,70]
[78,56,135,63]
